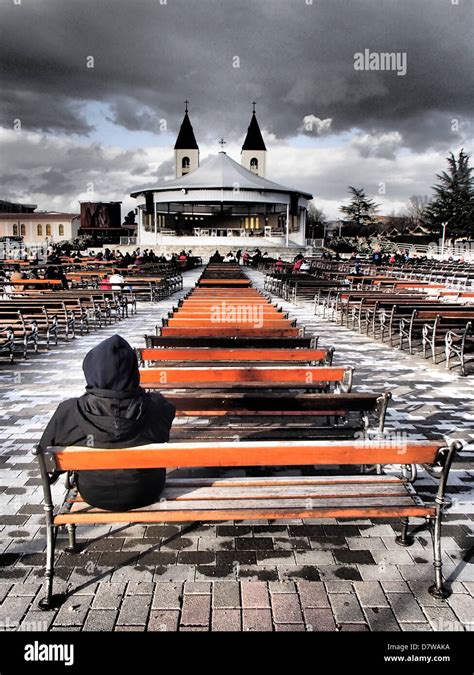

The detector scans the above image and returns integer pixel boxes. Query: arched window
[182,156,190,173]
[13,224,18,236]
[46,224,52,236]
[250,157,258,173]
[58,224,64,236]
[20,224,26,236]
[37,224,42,236]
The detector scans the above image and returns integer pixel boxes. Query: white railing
[119,237,137,245]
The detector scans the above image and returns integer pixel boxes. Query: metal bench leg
[428,513,450,599]
[395,517,413,547]
[38,517,58,610]
[64,523,80,554]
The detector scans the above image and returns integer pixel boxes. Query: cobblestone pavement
[0,267,473,632]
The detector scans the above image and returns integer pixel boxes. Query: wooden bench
[34,437,462,609]
[145,335,319,349]
[139,365,353,392]
[137,346,334,366]
[167,391,391,440]
[445,321,474,375]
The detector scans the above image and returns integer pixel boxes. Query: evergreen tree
[339,186,379,226]
[426,149,474,239]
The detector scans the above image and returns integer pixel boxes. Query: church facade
[131,106,312,248]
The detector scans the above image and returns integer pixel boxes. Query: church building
[131,104,312,248]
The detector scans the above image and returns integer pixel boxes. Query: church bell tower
[241,102,267,177]
[174,102,199,178]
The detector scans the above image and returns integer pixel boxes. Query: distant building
[132,104,312,247]
[0,212,80,245]
[0,199,37,214]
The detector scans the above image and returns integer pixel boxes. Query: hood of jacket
[78,334,145,441]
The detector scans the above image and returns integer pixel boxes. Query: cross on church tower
[185,100,189,113]
[252,100,257,113]
[218,138,226,151]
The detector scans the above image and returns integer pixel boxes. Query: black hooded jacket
[38,335,175,511]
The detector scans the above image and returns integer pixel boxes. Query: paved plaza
[0,267,473,632]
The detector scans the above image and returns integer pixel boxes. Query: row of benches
[315,287,474,375]
[35,262,461,609]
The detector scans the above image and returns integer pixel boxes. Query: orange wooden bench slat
[48,439,442,471]
[139,348,327,362]
[161,327,300,337]
[139,366,346,384]
[53,505,433,525]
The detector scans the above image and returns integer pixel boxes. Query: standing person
[235,249,242,264]
[37,335,176,510]
[109,268,125,290]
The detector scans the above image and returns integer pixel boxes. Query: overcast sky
[0,0,473,219]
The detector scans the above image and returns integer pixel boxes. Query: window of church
[182,156,190,173]
[37,224,42,236]
[250,157,258,173]
[20,224,26,236]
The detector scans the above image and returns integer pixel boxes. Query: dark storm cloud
[0,0,473,148]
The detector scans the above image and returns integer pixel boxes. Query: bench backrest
[43,439,445,472]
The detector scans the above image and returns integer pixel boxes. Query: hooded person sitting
[38,335,175,511]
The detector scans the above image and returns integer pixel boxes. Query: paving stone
[422,605,465,631]
[0,584,12,603]
[256,551,295,565]
[271,593,303,623]
[212,608,242,631]
[236,537,274,551]
[152,582,183,610]
[357,564,404,581]
[463,581,474,596]
[116,594,151,625]
[372,549,415,565]
[212,581,240,608]
[353,581,389,608]
[242,608,273,632]
[446,593,474,625]
[346,537,388,551]
[339,623,369,631]
[53,596,94,627]
[241,581,270,608]
[294,550,334,565]
[386,593,426,622]
[334,550,375,565]
[183,581,211,595]
[148,609,180,632]
[303,607,337,631]
[380,580,411,593]
[269,581,296,594]
[6,582,41,597]
[83,610,118,631]
[19,609,54,632]
[275,623,306,631]
[0,595,33,623]
[181,593,211,626]
[363,607,401,631]
[297,581,330,608]
[400,622,432,631]
[323,580,353,594]
[278,565,322,582]
[126,581,155,595]
[329,593,365,623]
